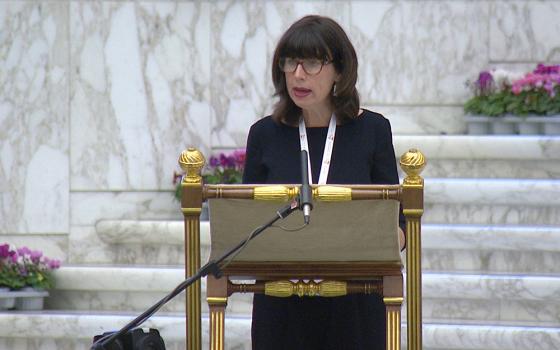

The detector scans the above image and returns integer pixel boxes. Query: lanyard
[298,114,337,185]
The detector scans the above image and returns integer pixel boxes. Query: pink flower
[30,250,43,264]
[232,149,246,167]
[0,244,9,259]
[511,84,522,95]
[17,246,31,256]
[47,259,61,270]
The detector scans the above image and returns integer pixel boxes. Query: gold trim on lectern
[265,280,348,297]
[313,186,352,201]
[254,186,299,201]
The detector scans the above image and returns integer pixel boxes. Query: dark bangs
[278,28,332,61]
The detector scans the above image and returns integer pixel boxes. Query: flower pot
[0,287,16,310]
[15,287,48,310]
[543,118,560,135]
[518,121,542,135]
[465,115,490,135]
[491,119,516,134]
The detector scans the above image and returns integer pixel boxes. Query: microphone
[300,150,313,224]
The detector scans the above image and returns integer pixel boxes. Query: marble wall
[1,1,559,242]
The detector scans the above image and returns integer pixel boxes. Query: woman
[243,15,404,350]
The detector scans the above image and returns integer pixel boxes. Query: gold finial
[178,148,205,184]
[400,149,426,185]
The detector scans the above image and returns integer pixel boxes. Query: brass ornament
[400,149,426,185]
[265,280,347,298]
[254,186,299,201]
[178,148,205,184]
[313,186,352,201]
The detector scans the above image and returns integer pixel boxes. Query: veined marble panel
[210,1,350,148]
[70,2,211,191]
[490,1,560,62]
[0,2,69,234]
[349,1,489,104]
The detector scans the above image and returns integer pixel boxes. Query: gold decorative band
[383,296,404,305]
[265,280,347,298]
[313,186,352,201]
[207,297,228,305]
[254,186,299,201]
[182,208,202,215]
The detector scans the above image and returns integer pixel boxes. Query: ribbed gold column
[208,297,227,350]
[400,149,425,350]
[186,215,202,350]
[405,216,422,350]
[179,148,205,350]
[384,297,403,350]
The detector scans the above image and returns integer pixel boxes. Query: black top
[243,109,401,350]
[243,109,400,187]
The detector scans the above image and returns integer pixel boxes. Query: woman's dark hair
[271,15,359,125]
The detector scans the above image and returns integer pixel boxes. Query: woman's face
[284,57,339,114]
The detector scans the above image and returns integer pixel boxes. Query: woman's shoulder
[249,115,292,135]
[353,108,391,129]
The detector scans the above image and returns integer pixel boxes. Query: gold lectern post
[178,148,205,350]
[400,149,426,350]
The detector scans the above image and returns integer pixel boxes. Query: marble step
[94,219,560,274]
[423,178,560,225]
[47,265,251,315]
[1,311,559,350]
[422,225,560,274]
[392,135,560,179]
[47,266,560,326]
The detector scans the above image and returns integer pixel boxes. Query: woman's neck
[302,106,333,127]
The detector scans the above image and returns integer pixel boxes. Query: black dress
[242,109,402,350]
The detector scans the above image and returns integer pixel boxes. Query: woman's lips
[292,87,312,98]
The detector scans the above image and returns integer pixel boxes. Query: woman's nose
[294,63,306,79]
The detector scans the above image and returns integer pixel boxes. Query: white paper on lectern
[208,198,400,264]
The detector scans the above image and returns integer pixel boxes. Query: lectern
[178,148,425,350]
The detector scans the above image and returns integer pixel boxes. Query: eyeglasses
[279,57,331,75]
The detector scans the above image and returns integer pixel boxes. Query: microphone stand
[91,199,300,349]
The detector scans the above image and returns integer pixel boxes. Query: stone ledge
[423,224,560,251]
[51,266,560,303]
[393,135,560,160]
[1,312,558,350]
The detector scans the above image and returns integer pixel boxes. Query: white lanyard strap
[298,114,337,185]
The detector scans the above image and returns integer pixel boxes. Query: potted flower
[0,244,24,309]
[464,64,560,134]
[173,149,245,220]
[13,245,60,310]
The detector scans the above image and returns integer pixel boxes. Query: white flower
[490,69,525,89]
